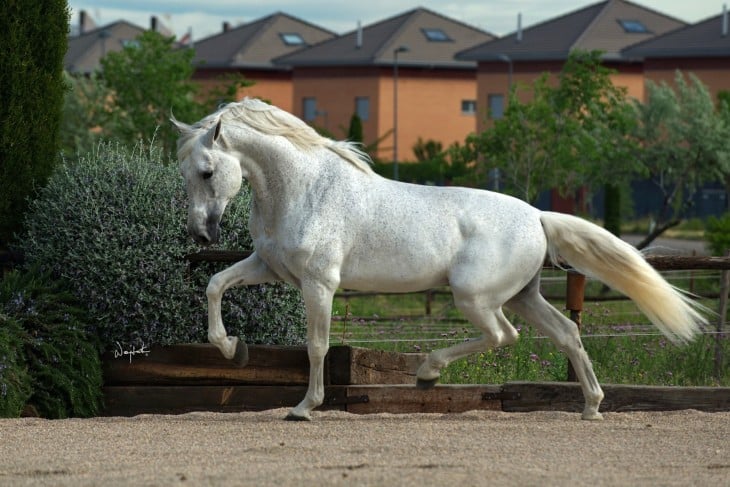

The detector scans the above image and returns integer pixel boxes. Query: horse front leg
[206,252,277,364]
[286,280,335,421]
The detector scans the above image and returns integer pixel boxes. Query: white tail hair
[540,211,707,343]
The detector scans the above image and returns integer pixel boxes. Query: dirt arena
[1,408,728,486]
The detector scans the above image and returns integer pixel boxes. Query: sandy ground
[1,409,728,486]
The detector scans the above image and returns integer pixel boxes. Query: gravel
[1,409,728,486]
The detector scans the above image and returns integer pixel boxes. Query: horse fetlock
[210,334,237,360]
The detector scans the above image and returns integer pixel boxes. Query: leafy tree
[0,0,69,246]
[100,31,203,154]
[60,71,109,158]
[347,113,364,143]
[632,72,730,248]
[469,51,639,212]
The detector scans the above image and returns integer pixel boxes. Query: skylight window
[280,33,305,46]
[618,19,650,33]
[422,28,452,42]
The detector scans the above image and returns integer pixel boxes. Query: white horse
[172,97,706,421]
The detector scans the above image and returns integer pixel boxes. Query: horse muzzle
[188,219,220,246]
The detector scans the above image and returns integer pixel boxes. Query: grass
[331,271,730,387]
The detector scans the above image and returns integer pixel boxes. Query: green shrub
[1,269,102,418]
[0,313,32,417]
[705,213,730,256]
[19,142,306,350]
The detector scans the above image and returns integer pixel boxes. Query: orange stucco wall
[643,58,730,102]
[476,61,646,133]
[193,69,294,113]
[292,67,477,162]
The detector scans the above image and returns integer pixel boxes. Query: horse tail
[540,211,707,343]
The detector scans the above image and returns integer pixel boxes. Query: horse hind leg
[416,295,518,388]
[506,286,605,420]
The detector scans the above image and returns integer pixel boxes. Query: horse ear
[202,119,223,148]
[170,116,191,134]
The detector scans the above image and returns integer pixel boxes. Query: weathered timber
[184,249,252,264]
[328,346,424,385]
[501,382,730,413]
[645,255,730,270]
[343,385,503,414]
[102,385,322,416]
[103,344,424,387]
[103,344,311,386]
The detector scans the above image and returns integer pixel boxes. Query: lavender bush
[19,142,306,351]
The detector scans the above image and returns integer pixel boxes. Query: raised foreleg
[206,252,278,364]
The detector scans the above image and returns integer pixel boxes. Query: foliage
[0,268,103,418]
[18,142,306,351]
[61,71,109,159]
[100,31,204,155]
[632,72,730,248]
[469,51,639,205]
[0,0,69,246]
[347,113,364,143]
[705,213,730,256]
[373,139,477,186]
[0,314,32,417]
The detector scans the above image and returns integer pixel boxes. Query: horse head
[172,117,242,246]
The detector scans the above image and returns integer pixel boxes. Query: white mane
[183,98,373,173]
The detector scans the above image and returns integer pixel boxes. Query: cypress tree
[0,0,69,246]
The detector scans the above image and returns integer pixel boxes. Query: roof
[192,12,335,70]
[622,11,730,59]
[274,7,495,69]
[65,21,146,74]
[457,0,685,62]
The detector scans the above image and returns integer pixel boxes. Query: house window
[618,19,650,33]
[302,97,317,121]
[355,97,370,121]
[422,28,452,42]
[461,100,476,115]
[488,94,504,119]
[280,33,305,46]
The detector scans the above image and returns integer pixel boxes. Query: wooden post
[566,271,586,382]
[425,289,433,316]
[716,251,730,380]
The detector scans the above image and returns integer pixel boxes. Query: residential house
[274,8,495,163]
[622,8,730,100]
[65,20,147,74]
[191,13,335,113]
[457,0,686,134]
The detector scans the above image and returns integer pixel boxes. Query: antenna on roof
[516,13,523,42]
[723,4,728,37]
[356,20,363,48]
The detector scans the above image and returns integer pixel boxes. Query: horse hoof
[416,378,439,390]
[233,340,249,367]
[284,412,311,421]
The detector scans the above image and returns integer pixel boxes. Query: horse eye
[202,171,213,180]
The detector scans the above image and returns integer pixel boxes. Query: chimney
[151,16,158,32]
[356,20,363,48]
[723,4,728,37]
[80,10,87,34]
[516,13,522,42]
[223,21,231,32]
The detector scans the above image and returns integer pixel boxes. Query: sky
[67,1,725,40]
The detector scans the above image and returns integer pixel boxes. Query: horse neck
[228,126,321,216]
